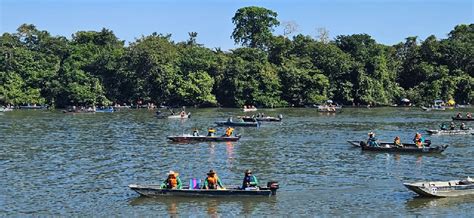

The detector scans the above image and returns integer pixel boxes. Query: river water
[1,108,473,216]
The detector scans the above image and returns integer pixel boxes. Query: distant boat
[19,104,48,109]
[0,107,13,112]
[243,106,257,112]
[238,114,282,122]
[422,100,447,111]
[215,120,260,127]
[426,129,473,135]
[167,134,241,142]
[168,111,191,119]
[452,117,474,121]
[404,177,474,197]
[95,107,115,113]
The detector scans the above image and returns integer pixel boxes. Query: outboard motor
[267,181,279,195]
[425,139,431,147]
[278,114,283,120]
[360,141,367,147]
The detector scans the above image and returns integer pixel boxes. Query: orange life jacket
[168,176,177,188]
[207,175,218,185]
[225,128,234,136]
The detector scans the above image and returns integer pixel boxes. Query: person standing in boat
[160,171,182,189]
[367,132,379,147]
[450,122,456,130]
[203,170,224,190]
[241,169,259,190]
[413,133,425,148]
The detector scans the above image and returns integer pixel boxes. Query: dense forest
[1,7,472,108]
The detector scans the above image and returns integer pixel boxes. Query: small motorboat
[238,114,282,122]
[347,141,448,154]
[215,120,260,127]
[129,181,279,197]
[167,134,241,142]
[426,129,473,135]
[404,177,474,197]
[452,117,474,121]
[243,106,257,112]
[95,107,115,113]
[0,107,13,112]
[167,111,191,119]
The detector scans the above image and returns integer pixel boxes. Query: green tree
[231,6,280,49]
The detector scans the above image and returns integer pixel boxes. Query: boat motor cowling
[267,181,279,195]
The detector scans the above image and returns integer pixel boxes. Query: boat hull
[167,135,241,142]
[241,117,281,122]
[452,117,474,121]
[215,121,259,127]
[347,141,448,153]
[129,184,276,197]
[404,180,474,197]
[426,129,473,135]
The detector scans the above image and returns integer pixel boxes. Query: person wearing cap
[203,170,224,190]
[160,171,182,189]
[241,169,259,190]
[413,133,425,148]
[367,132,379,147]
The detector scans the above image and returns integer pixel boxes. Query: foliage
[0,9,472,108]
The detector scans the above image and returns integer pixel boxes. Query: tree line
[0,6,472,108]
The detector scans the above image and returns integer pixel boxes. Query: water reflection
[129,196,276,216]
[405,195,474,211]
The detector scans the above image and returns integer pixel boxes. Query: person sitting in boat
[227,116,233,123]
[467,112,472,119]
[203,170,224,190]
[223,127,235,137]
[460,123,468,130]
[413,133,425,148]
[456,112,462,118]
[241,169,259,190]
[160,171,182,189]
[367,132,379,147]
[180,111,186,118]
[192,129,199,136]
[450,122,456,130]
[440,123,448,130]
[394,136,403,147]
[207,127,216,136]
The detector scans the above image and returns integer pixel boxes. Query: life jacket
[225,128,234,136]
[168,176,178,188]
[394,138,401,145]
[207,175,219,187]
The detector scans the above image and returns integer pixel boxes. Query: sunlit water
[1,108,473,216]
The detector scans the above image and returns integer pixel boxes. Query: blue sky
[1,0,472,50]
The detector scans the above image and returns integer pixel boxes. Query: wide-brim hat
[368,132,374,136]
[167,170,178,176]
[207,170,216,175]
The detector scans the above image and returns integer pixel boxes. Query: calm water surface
[1,108,473,216]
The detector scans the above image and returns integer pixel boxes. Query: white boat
[0,107,13,112]
[426,129,473,135]
[243,107,257,112]
[168,111,191,119]
[404,177,474,197]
